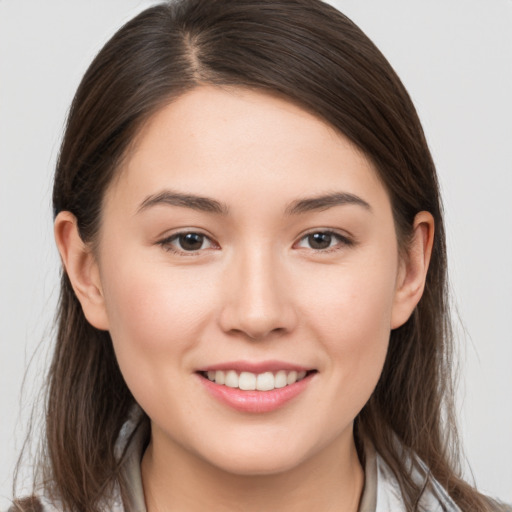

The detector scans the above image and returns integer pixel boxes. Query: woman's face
[91,86,408,475]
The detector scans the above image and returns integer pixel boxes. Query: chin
[194,435,316,477]
[208,453,305,477]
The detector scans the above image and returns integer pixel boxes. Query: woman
[8,0,510,511]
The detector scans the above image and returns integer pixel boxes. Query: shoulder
[372,448,460,512]
[6,497,44,512]
[373,448,512,512]
[6,494,67,512]
[491,502,512,512]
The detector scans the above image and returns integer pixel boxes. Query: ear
[54,211,110,330]
[391,211,435,329]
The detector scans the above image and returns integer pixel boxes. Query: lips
[197,360,311,373]
[196,361,317,413]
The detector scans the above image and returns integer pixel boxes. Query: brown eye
[307,232,333,250]
[178,233,205,251]
[295,231,352,252]
[160,231,216,254]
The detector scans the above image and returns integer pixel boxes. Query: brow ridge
[137,190,229,215]
[285,192,371,215]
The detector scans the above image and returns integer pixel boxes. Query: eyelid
[293,229,355,252]
[156,227,354,256]
[157,229,220,255]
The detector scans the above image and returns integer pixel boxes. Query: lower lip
[197,373,315,413]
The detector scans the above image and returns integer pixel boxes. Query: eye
[159,231,217,254]
[295,231,351,251]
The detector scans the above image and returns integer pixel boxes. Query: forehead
[107,85,388,215]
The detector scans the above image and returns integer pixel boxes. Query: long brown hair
[14,1,500,510]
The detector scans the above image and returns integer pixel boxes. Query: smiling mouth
[197,369,317,391]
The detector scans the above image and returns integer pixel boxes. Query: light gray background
[1,0,511,508]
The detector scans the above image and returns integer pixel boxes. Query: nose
[218,247,298,340]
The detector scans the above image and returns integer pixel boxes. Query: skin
[55,85,434,512]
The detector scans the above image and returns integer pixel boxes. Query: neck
[141,425,364,512]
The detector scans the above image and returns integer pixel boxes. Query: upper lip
[197,360,314,374]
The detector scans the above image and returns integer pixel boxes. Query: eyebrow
[285,192,372,215]
[137,190,229,215]
[137,189,371,216]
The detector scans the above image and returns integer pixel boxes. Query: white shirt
[34,407,462,512]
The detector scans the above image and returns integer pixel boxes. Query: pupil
[179,233,203,251]
[309,232,331,249]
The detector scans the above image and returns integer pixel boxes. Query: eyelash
[157,230,354,256]
[158,231,217,256]
[294,230,354,253]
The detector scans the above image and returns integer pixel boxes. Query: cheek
[297,254,397,412]
[103,254,212,338]
[300,253,397,342]
[98,253,217,395]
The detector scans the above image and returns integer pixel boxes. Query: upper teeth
[205,370,308,391]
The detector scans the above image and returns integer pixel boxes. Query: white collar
[36,409,461,511]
